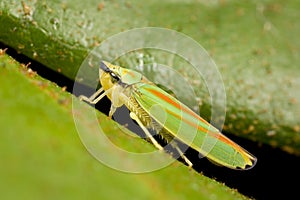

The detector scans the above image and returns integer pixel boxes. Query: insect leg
[79,88,111,104]
[87,87,104,101]
[129,112,163,150]
[79,87,104,103]
[174,146,193,168]
[108,105,117,119]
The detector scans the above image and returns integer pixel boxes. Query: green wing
[132,82,256,170]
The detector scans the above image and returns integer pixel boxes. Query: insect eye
[110,72,119,81]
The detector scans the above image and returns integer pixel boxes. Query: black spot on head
[100,61,111,72]
[110,72,120,82]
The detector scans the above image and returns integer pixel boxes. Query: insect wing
[133,83,256,169]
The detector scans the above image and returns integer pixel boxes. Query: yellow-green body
[94,61,257,170]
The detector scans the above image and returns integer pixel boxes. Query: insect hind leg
[174,145,193,169]
[129,112,163,151]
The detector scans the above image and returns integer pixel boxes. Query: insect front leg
[79,87,106,104]
[108,87,129,119]
[129,112,163,151]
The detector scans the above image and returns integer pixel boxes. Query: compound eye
[110,72,119,81]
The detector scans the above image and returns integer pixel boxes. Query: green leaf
[0,53,249,199]
[1,0,299,155]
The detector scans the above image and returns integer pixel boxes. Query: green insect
[79,61,257,170]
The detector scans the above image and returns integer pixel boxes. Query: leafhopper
[79,61,257,170]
